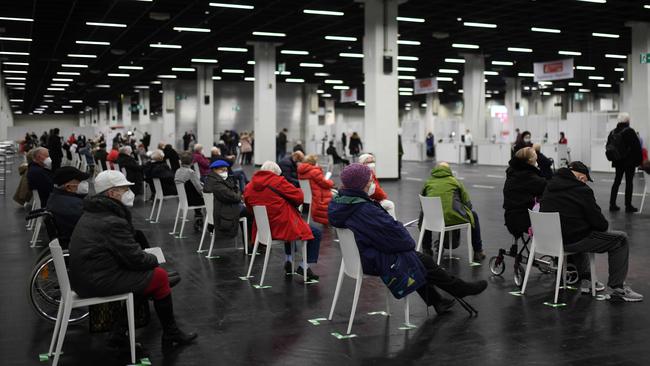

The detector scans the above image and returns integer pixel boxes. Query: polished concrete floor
[2,159,649,365]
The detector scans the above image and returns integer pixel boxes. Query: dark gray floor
[2,159,649,366]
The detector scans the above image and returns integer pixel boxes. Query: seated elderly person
[278,151,304,188]
[329,164,487,314]
[420,162,486,261]
[46,166,90,247]
[203,160,248,246]
[297,154,334,225]
[244,161,321,281]
[540,161,642,301]
[192,144,211,179]
[69,171,197,349]
[358,153,395,218]
[143,149,177,197]
[210,146,249,192]
[175,152,205,230]
[27,147,54,205]
[115,145,143,195]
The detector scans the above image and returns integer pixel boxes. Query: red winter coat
[297,163,334,225]
[243,171,314,243]
[192,151,210,176]
[369,173,388,202]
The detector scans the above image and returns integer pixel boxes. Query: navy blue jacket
[328,189,426,297]
[46,188,84,246]
[279,156,299,187]
[26,162,53,205]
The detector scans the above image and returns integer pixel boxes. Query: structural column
[121,95,132,126]
[138,89,150,125]
[302,84,318,153]
[98,103,109,126]
[78,112,84,127]
[626,22,650,142]
[109,100,118,126]
[252,42,278,165]
[425,93,439,135]
[363,0,399,179]
[504,77,521,139]
[162,80,177,148]
[196,65,215,152]
[462,54,486,140]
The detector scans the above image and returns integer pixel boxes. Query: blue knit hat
[340,163,372,190]
[209,160,230,169]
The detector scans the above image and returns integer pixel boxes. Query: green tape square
[543,301,567,308]
[252,285,272,289]
[596,294,610,301]
[238,276,252,281]
[398,323,417,330]
[367,311,389,316]
[331,332,357,339]
[304,279,319,285]
[509,291,523,297]
[39,354,49,362]
[205,255,221,259]
[470,262,482,267]
[308,317,328,325]
[562,285,578,291]
[140,358,152,366]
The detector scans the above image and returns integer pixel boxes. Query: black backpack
[605,128,629,162]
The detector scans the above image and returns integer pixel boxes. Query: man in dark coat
[47,128,63,172]
[276,128,288,161]
[163,144,180,171]
[203,160,243,242]
[26,147,54,205]
[327,141,349,165]
[141,132,151,151]
[94,143,109,170]
[143,150,177,197]
[115,146,144,195]
[608,113,643,212]
[278,151,304,187]
[46,166,89,247]
[69,170,197,348]
[328,164,487,314]
[540,162,642,302]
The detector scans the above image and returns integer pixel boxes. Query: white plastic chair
[47,239,135,366]
[522,210,597,304]
[637,172,649,214]
[245,206,308,287]
[298,179,313,224]
[79,157,88,173]
[95,161,103,173]
[27,190,41,231]
[192,162,201,179]
[328,228,412,335]
[416,195,473,265]
[169,183,205,238]
[198,192,249,257]
[148,178,178,223]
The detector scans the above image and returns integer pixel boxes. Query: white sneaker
[580,279,606,294]
[610,286,644,302]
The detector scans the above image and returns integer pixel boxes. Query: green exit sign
[642,53,650,64]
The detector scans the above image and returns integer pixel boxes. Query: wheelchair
[26,209,89,324]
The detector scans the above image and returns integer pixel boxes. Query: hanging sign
[413,77,438,95]
[340,88,357,103]
[533,58,574,82]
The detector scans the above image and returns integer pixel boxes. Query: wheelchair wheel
[28,251,88,323]
[514,264,525,287]
[488,256,505,276]
[537,255,554,274]
[565,263,580,285]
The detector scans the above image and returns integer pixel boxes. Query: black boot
[167,271,181,288]
[153,294,198,349]
[429,267,487,299]
[416,285,455,315]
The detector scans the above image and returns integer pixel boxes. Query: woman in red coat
[297,154,334,225]
[243,161,322,281]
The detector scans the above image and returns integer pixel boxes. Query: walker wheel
[514,264,525,287]
[565,263,580,285]
[538,255,554,274]
[488,256,505,276]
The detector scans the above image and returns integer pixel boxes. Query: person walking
[276,128,288,162]
[606,113,642,212]
[348,132,363,160]
[463,129,473,164]
[47,128,63,172]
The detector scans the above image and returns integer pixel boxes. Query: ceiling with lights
[0,0,648,115]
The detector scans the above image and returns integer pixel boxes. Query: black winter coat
[502,158,547,236]
[536,151,554,179]
[540,168,608,244]
[163,146,180,171]
[26,162,53,204]
[48,134,63,159]
[116,153,144,195]
[143,161,177,196]
[203,172,242,239]
[46,188,84,247]
[608,122,642,168]
[278,156,299,187]
[69,195,158,298]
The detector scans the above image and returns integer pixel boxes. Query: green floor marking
[509,291,523,297]
[252,285,272,289]
[543,302,567,308]
[308,317,328,325]
[398,323,417,330]
[331,332,357,339]
[367,311,389,316]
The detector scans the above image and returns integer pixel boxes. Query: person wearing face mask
[46,167,90,247]
[358,153,396,218]
[329,164,487,315]
[27,147,54,205]
[540,162,642,302]
[513,130,533,156]
[69,170,198,350]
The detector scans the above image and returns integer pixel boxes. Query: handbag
[380,255,425,299]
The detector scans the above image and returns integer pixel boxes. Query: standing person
[40,131,49,147]
[348,132,363,160]
[512,130,533,156]
[463,129,473,164]
[276,128,288,162]
[326,141,350,165]
[47,128,63,172]
[426,132,435,158]
[607,113,643,212]
[141,132,151,152]
[559,132,568,145]
[240,132,253,165]
[182,132,191,151]
[341,133,347,156]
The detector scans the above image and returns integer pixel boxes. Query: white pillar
[504,77,520,139]
[84,109,91,126]
[626,22,650,142]
[425,93,437,135]
[252,42,277,165]
[78,112,84,127]
[162,80,177,148]
[196,65,215,153]
[109,101,118,126]
[98,103,109,126]
[462,54,486,140]
[363,0,399,179]
[122,95,132,126]
[303,84,318,154]
[138,90,150,125]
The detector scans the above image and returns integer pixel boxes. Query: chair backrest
[96,161,103,172]
[48,239,71,298]
[152,178,164,199]
[252,206,272,244]
[120,168,127,176]
[419,195,445,230]
[192,162,200,178]
[528,210,564,256]
[113,163,120,171]
[175,183,188,208]
[335,228,363,279]
[32,190,41,209]
[299,179,312,204]
[202,192,214,224]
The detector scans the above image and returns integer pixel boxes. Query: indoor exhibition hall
[1,0,650,365]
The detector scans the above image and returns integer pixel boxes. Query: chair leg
[206,229,217,258]
[177,209,188,238]
[346,274,363,335]
[302,241,308,284]
[328,261,345,320]
[437,231,445,265]
[241,218,249,255]
[48,299,65,356]
[416,226,425,253]
[291,241,296,274]
[554,255,565,304]
[148,198,157,221]
[30,218,42,247]
[197,217,209,253]
[404,296,410,325]
[259,242,272,287]
[126,295,136,364]
[521,242,537,295]
[170,204,181,234]
[246,237,260,278]
[466,224,473,265]
[52,298,73,366]
[588,253,597,297]
[385,288,391,315]
[156,199,164,223]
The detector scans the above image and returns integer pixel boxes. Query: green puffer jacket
[421,165,475,227]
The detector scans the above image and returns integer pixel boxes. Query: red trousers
[143,267,171,300]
